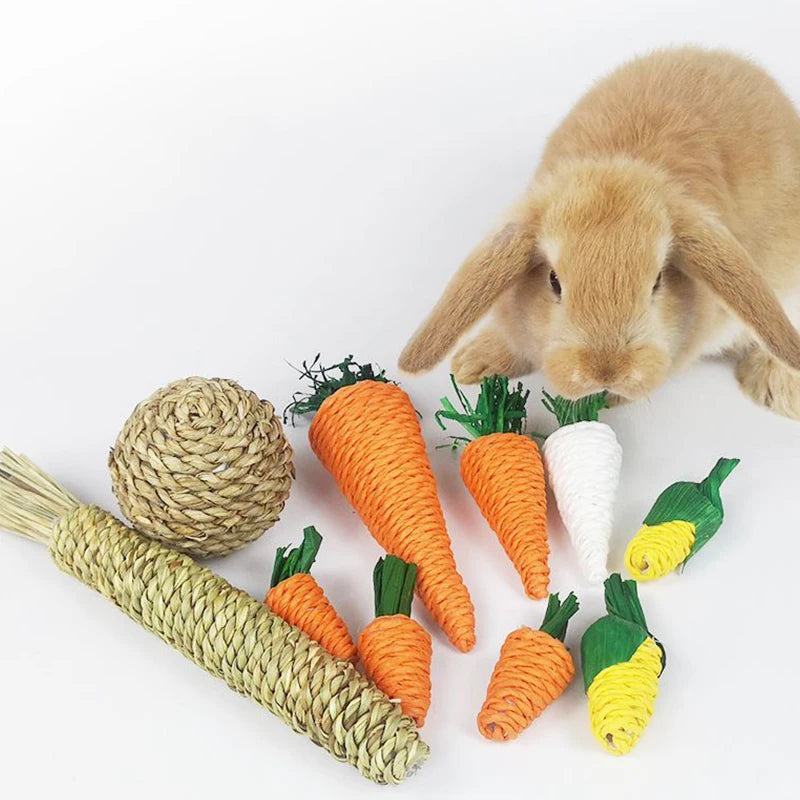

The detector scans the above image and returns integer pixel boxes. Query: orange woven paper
[266,573,357,663]
[461,433,549,599]
[478,627,574,741]
[358,614,432,727]
[309,381,476,652]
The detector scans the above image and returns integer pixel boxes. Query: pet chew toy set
[0,360,739,783]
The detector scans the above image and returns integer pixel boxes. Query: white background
[1,2,798,798]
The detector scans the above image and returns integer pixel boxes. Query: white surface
[1,2,799,798]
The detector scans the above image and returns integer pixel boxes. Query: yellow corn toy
[625,457,739,582]
[581,574,666,755]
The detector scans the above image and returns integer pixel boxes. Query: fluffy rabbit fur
[399,48,800,418]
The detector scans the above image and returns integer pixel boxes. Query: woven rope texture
[460,433,549,599]
[542,421,622,584]
[308,381,475,652]
[358,614,433,728]
[477,627,574,741]
[587,636,662,755]
[625,520,695,581]
[49,504,428,783]
[109,377,294,557]
[266,573,358,663]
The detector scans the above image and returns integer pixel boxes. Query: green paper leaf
[284,354,392,423]
[436,374,530,444]
[581,614,648,691]
[603,573,649,630]
[582,574,666,690]
[270,526,323,588]
[643,457,739,563]
[373,555,418,618]
[541,390,609,428]
[538,591,580,642]
[698,457,740,508]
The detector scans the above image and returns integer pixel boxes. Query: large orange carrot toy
[437,374,549,599]
[265,525,357,663]
[477,592,579,741]
[358,555,432,727]
[286,356,475,652]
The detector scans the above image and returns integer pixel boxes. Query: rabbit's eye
[549,270,562,298]
[653,271,663,293]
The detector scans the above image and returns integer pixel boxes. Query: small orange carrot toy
[286,356,475,653]
[265,525,357,663]
[437,375,549,599]
[477,592,579,741]
[358,555,433,727]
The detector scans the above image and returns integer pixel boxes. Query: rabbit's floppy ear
[672,203,800,371]
[399,215,541,374]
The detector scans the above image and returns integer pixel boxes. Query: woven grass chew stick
[541,390,622,583]
[625,458,740,582]
[0,449,428,785]
[266,525,357,663]
[437,374,549,599]
[477,592,579,741]
[286,355,476,652]
[358,556,433,727]
[581,574,666,755]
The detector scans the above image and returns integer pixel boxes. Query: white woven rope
[542,421,622,583]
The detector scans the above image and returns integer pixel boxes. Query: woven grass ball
[109,377,294,558]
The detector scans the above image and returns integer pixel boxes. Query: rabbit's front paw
[736,347,800,420]
[451,329,530,384]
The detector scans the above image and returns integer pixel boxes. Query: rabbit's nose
[585,349,634,389]
[591,355,622,386]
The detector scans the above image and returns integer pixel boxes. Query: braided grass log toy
[581,574,665,755]
[109,377,294,558]
[437,374,549,599]
[286,355,476,653]
[625,457,740,582]
[0,449,428,785]
[358,556,433,728]
[477,592,579,741]
[266,525,358,663]
[541,391,622,584]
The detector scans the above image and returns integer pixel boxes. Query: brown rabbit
[399,47,800,419]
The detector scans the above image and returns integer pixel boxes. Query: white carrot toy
[541,391,622,583]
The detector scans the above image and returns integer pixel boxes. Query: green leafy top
[538,592,580,642]
[697,457,740,509]
[603,573,649,630]
[581,573,666,691]
[581,614,650,691]
[284,354,392,424]
[643,457,740,563]
[541,390,609,428]
[436,374,529,448]
[270,525,323,588]
[373,555,418,618]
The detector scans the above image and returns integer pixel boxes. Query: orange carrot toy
[265,525,357,663]
[358,555,432,727]
[478,592,579,741]
[286,356,475,652]
[437,375,549,599]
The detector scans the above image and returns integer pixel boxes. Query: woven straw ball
[109,377,294,558]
